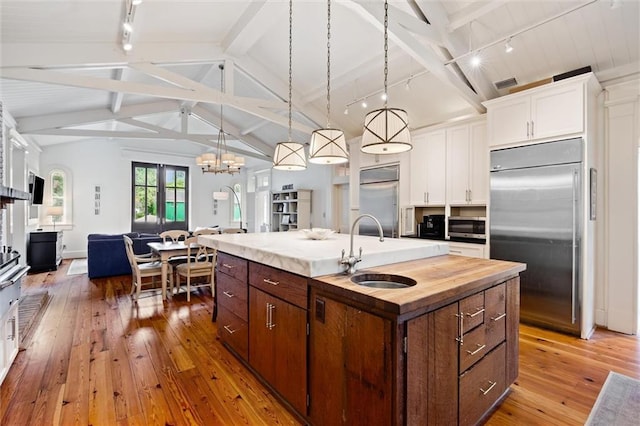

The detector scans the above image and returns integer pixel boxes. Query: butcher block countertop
[312,254,526,318]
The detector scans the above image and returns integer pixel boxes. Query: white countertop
[198,231,449,277]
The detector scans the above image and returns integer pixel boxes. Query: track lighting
[123,21,133,33]
[123,42,133,51]
[505,38,513,53]
[361,100,368,108]
[344,107,349,115]
[132,0,143,5]
[471,54,481,67]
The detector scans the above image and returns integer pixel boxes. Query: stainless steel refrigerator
[490,138,583,335]
[359,165,399,238]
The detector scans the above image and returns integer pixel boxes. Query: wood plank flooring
[2,259,639,425]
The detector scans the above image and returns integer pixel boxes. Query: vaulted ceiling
[1,0,638,168]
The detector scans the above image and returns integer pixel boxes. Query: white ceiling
[1,0,638,168]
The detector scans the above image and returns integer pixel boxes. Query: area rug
[67,258,88,275]
[18,290,50,348]
[585,371,640,425]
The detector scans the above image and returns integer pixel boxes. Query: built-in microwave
[448,216,486,243]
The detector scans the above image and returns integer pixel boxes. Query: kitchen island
[199,232,525,425]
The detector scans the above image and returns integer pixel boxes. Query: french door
[131,162,189,233]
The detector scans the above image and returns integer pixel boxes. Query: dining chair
[174,236,216,302]
[159,229,191,287]
[160,229,190,243]
[123,235,165,301]
[193,228,220,236]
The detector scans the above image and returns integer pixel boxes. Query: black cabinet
[28,231,63,272]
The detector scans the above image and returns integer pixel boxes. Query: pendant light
[273,0,307,171]
[361,0,412,154]
[308,0,348,165]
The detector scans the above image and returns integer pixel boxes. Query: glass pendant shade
[308,128,348,164]
[361,107,412,154]
[273,142,307,171]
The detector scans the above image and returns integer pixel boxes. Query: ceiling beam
[414,0,498,101]
[1,66,316,134]
[222,1,282,56]
[346,0,485,113]
[447,0,508,32]
[17,100,181,133]
[0,42,227,69]
[110,68,126,113]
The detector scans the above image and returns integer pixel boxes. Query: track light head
[505,38,514,53]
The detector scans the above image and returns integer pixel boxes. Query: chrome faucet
[340,214,385,274]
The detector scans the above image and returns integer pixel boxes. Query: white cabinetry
[0,302,19,384]
[448,242,486,259]
[446,121,488,205]
[486,76,587,148]
[409,130,446,206]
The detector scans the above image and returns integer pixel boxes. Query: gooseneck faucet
[340,214,385,274]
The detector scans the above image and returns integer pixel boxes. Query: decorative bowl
[300,228,335,240]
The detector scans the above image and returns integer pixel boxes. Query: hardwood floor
[2,260,639,425]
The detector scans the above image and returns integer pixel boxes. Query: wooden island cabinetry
[206,233,524,426]
[248,262,307,415]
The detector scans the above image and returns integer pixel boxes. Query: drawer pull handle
[263,278,280,286]
[222,263,235,269]
[455,312,464,345]
[491,313,506,321]
[450,250,462,254]
[466,344,486,356]
[467,307,485,318]
[480,380,497,395]
[223,291,235,298]
[223,325,237,334]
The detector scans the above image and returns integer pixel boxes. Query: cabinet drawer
[249,262,307,309]
[217,306,248,361]
[460,292,485,333]
[217,273,248,321]
[217,252,248,281]
[460,325,489,373]
[459,343,507,426]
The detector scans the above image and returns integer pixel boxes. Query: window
[46,168,71,226]
[131,162,189,233]
[232,183,242,224]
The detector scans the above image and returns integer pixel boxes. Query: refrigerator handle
[571,169,578,324]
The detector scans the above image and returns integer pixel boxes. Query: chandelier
[361,0,412,154]
[273,0,307,171]
[308,0,348,165]
[196,64,245,174]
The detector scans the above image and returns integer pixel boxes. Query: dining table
[147,241,193,300]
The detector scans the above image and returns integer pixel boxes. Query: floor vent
[494,77,518,90]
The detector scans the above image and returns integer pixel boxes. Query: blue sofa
[87,232,162,279]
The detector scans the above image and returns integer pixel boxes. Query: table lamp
[46,206,63,231]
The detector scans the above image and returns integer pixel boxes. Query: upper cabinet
[409,130,446,206]
[485,73,599,149]
[446,121,488,205]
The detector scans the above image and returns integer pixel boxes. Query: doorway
[131,162,189,233]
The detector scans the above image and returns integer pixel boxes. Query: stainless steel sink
[350,273,417,289]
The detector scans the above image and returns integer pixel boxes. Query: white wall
[39,138,243,258]
[271,163,333,229]
[602,77,640,334]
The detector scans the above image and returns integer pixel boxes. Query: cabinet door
[468,122,488,204]
[249,288,276,384]
[409,133,429,205]
[272,297,307,415]
[448,242,485,258]
[530,83,584,140]
[488,96,530,147]
[446,125,471,205]
[424,130,446,205]
[309,293,392,425]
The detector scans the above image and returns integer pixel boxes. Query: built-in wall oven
[448,216,486,243]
